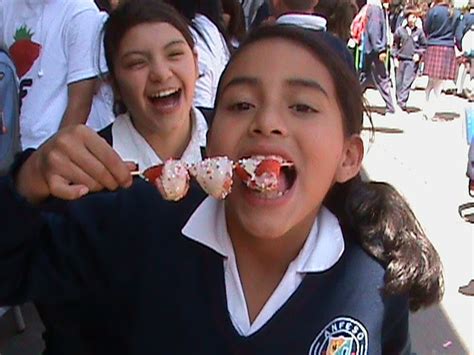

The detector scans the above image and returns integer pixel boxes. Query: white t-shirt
[0,0,112,149]
[191,14,230,109]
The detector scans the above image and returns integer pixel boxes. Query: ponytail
[325,176,444,311]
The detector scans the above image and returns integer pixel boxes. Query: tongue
[152,92,179,108]
[277,172,289,193]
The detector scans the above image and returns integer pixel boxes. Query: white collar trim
[181,197,345,273]
[111,107,207,170]
[276,14,327,31]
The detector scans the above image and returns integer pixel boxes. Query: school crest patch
[308,317,368,355]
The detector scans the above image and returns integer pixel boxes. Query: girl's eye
[126,60,146,69]
[169,51,184,59]
[290,104,318,114]
[228,102,254,111]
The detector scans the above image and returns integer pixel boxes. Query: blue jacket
[392,25,427,60]
[424,5,462,47]
[364,5,388,55]
[0,173,411,354]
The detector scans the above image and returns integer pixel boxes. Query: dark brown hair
[282,0,319,11]
[102,0,195,114]
[314,0,359,42]
[221,0,247,43]
[215,25,444,311]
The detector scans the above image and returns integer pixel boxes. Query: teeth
[150,88,179,99]
[251,189,284,200]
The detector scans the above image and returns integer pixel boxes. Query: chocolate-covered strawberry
[141,159,190,201]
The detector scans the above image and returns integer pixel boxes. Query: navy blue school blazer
[0,170,411,354]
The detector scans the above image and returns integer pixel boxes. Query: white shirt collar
[182,197,344,273]
[181,197,345,336]
[276,14,327,31]
[111,107,207,170]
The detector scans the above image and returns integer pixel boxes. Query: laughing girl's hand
[16,125,134,203]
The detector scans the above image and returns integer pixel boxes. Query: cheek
[206,117,241,157]
[115,72,142,102]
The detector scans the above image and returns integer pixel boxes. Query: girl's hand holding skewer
[16,125,135,203]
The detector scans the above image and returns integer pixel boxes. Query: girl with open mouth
[0,12,443,355]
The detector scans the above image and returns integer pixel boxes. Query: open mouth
[148,88,182,109]
[236,155,297,199]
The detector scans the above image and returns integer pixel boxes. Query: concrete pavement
[362,85,473,354]
[0,83,473,354]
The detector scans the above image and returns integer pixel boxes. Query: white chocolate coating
[158,159,190,201]
[190,157,233,199]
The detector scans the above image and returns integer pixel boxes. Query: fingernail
[79,187,89,196]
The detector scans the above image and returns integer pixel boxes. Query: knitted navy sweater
[0,176,410,354]
[424,5,461,47]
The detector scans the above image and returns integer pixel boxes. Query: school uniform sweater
[424,5,461,47]
[392,26,427,60]
[0,176,410,354]
[364,5,388,55]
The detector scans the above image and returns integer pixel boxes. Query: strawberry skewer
[131,159,190,201]
[132,155,294,200]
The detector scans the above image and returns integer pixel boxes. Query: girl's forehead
[225,39,318,73]
[221,38,332,89]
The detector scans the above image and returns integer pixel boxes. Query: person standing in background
[314,0,358,42]
[423,0,462,121]
[240,0,267,29]
[360,0,396,116]
[0,0,114,149]
[392,5,427,111]
[455,1,474,99]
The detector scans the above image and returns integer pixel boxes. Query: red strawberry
[235,164,251,182]
[255,159,281,177]
[9,25,42,78]
[143,165,163,183]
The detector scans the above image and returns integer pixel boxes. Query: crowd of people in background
[2,0,474,353]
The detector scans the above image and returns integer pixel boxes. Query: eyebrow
[221,76,259,93]
[221,76,328,98]
[286,78,328,97]
[164,39,186,49]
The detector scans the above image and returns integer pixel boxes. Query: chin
[240,215,290,240]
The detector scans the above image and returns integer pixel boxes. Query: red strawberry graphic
[9,25,42,78]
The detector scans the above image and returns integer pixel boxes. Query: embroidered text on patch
[309,316,368,355]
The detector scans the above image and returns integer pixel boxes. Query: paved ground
[0,80,473,354]
[362,82,473,354]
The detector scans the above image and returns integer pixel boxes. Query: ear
[335,134,364,183]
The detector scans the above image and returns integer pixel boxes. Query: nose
[149,59,172,82]
[249,106,288,137]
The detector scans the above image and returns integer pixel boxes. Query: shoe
[459,280,474,296]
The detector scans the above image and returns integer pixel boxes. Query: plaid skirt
[423,45,457,80]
